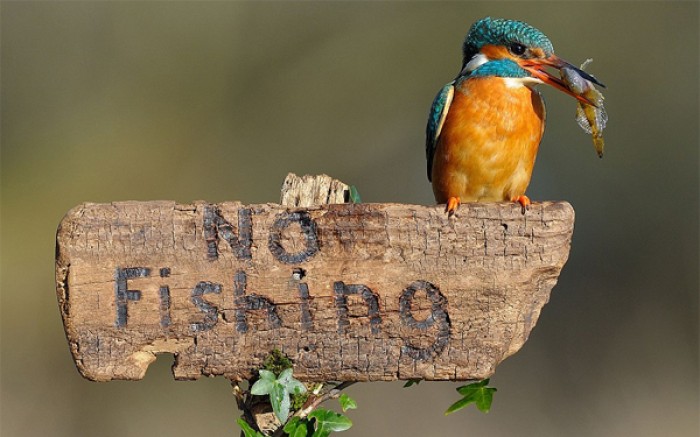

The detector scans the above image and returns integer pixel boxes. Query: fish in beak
[520,55,606,106]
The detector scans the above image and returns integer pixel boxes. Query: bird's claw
[511,195,531,214]
[445,196,461,216]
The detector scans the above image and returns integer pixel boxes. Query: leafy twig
[269,381,356,437]
[251,369,307,423]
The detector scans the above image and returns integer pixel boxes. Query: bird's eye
[509,43,527,56]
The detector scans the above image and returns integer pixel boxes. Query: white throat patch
[503,76,544,89]
[463,53,488,73]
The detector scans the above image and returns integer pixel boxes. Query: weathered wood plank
[55,200,574,382]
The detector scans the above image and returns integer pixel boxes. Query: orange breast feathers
[431,76,546,204]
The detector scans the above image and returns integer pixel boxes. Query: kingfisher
[426,17,604,214]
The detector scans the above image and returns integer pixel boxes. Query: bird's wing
[426,82,455,181]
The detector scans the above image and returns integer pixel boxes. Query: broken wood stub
[280,173,351,207]
[55,197,574,382]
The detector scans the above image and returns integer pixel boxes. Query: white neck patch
[463,53,488,73]
[503,76,544,89]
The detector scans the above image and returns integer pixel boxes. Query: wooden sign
[56,188,574,382]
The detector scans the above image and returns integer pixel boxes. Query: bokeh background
[2,2,698,436]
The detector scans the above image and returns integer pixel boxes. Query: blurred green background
[2,2,697,436]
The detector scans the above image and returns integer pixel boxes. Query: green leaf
[250,377,274,396]
[270,382,291,422]
[251,369,276,395]
[236,418,265,437]
[338,393,357,412]
[286,380,307,396]
[258,369,276,382]
[283,416,301,433]
[475,386,495,412]
[349,185,361,204]
[253,367,306,423]
[403,379,421,388]
[445,379,497,415]
[309,408,353,437]
[456,378,489,395]
[444,396,474,416]
[277,368,307,395]
[277,368,294,384]
[290,381,307,395]
[284,417,308,437]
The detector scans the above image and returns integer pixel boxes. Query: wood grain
[55,198,574,382]
[280,173,351,207]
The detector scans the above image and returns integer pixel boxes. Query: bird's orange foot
[511,195,531,214]
[445,196,461,216]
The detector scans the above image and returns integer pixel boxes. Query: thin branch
[233,380,263,436]
[232,381,246,410]
[297,381,356,418]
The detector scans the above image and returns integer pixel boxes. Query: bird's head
[460,17,604,103]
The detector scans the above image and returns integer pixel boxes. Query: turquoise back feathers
[425,83,454,180]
